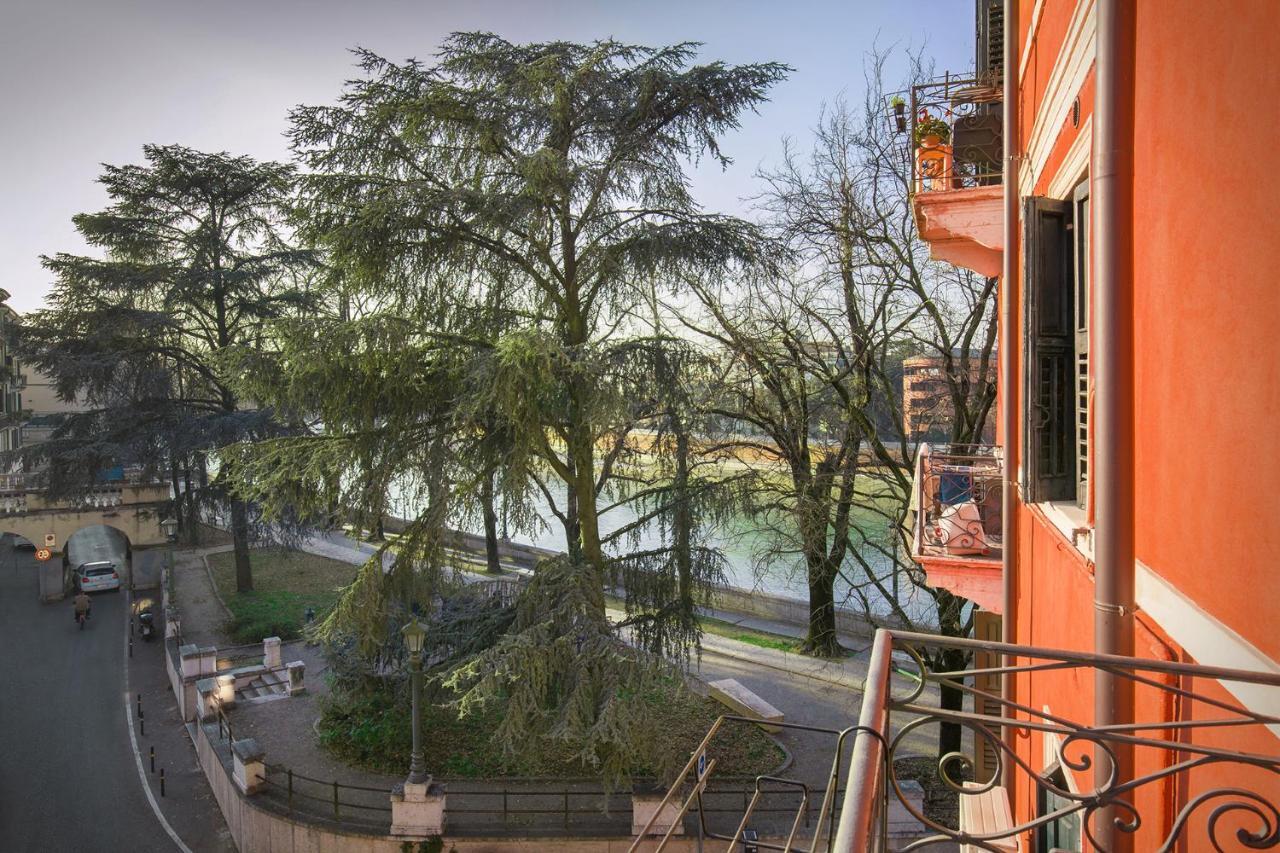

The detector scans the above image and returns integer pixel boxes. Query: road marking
[123,593,195,853]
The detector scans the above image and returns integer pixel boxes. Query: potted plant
[914,113,951,147]
[891,96,907,133]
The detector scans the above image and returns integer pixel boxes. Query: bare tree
[690,52,998,753]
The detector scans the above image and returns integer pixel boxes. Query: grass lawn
[699,615,804,653]
[208,548,357,643]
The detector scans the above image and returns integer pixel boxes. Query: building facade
[0,290,24,456]
[902,0,1280,850]
[902,354,996,442]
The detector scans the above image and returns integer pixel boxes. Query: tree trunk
[673,425,693,612]
[802,554,843,658]
[481,468,501,574]
[935,591,969,762]
[229,497,253,593]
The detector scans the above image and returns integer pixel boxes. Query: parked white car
[74,561,121,593]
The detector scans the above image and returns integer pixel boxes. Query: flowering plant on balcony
[914,114,951,146]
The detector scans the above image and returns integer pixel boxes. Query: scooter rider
[73,590,91,622]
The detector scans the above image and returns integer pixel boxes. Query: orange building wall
[1130,0,1280,664]
[1002,0,1280,846]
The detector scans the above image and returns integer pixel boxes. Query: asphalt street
[0,540,179,852]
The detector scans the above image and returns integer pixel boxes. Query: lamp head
[401,616,427,655]
[161,517,179,542]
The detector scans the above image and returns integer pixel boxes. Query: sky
[0,0,974,314]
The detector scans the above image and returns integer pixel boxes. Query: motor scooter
[138,604,156,641]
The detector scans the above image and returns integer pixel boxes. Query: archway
[64,524,133,594]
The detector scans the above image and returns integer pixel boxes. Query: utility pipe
[999,0,1020,794]
[1093,1,1137,850]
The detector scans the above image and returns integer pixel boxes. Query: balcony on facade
[896,73,1003,278]
[636,629,1280,852]
[911,443,1003,612]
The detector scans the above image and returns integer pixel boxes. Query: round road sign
[35,548,51,562]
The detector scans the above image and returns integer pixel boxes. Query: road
[0,541,178,852]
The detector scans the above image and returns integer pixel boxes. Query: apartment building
[887,1,1280,850]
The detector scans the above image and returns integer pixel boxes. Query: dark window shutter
[976,0,1005,83]
[1022,196,1074,503]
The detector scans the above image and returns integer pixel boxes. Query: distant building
[901,354,994,441]
[0,291,23,455]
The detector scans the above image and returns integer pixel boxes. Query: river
[388,474,938,626]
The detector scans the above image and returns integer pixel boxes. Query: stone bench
[707,678,784,733]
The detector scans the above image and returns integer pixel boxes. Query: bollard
[160,768,165,797]
[140,715,145,737]
[129,637,133,658]
[150,746,155,773]
[130,618,134,637]
[136,694,142,717]
[333,780,340,818]
[287,769,293,812]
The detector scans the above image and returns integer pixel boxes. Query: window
[1072,184,1090,508]
[1036,764,1082,852]
[1022,192,1090,507]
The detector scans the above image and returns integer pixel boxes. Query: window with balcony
[1022,188,1090,510]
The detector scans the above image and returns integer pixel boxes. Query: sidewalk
[127,588,237,852]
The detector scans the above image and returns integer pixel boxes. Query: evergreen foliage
[17,145,317,590]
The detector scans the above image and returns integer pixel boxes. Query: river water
[389,476,937,626]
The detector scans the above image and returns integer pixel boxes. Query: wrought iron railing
[636,630,1280,851]
[889,72,1003,196]
[912,444,1003,564]
[839,630,1280,851]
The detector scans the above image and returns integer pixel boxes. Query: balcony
[911,443,1003,612]
[895,73,1003,277]
[634,629,1280,852]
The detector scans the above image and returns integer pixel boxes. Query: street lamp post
[401,617,429,786]
[161,517,179,585]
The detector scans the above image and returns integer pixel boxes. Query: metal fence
[912,443,1003,563]
[887,71,1003,196]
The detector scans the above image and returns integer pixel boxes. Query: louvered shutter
[1073,184,1091,509]
[1021,197,1074,503]
[976,0,1005,83]
[972,610,1003,784]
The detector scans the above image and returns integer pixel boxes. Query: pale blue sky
[1,0,974,313]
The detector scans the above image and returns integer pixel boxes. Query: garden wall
[189,710,711,853]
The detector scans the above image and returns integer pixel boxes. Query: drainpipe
[999,0,1020,794]
[1093,1,1137,850]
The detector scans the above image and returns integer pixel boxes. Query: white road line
[123,592,195,853]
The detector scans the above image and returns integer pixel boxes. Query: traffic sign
[35,548,51,562]
[44,533,56,548]
[696,750,707,780]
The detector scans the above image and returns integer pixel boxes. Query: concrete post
[216,673,236,709]
[195,678,218,722]
[390,781,446,837]
[286,660,306,696]
[632,784,685,836]
[263,636,282,670]
[231,738,266,795]
[180,644,201,678]
[197,646,217,677]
